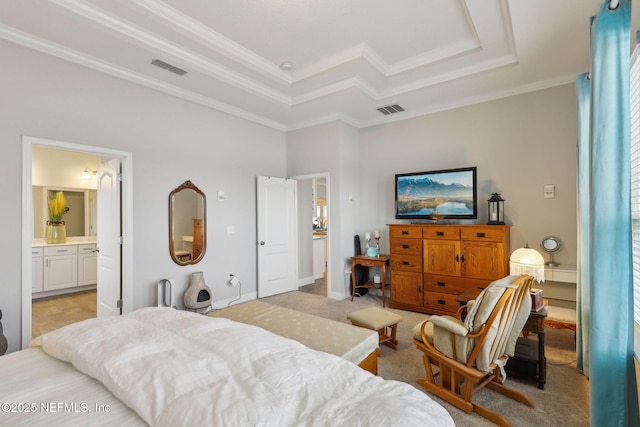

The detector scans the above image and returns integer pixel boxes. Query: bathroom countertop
[32,236,98,247]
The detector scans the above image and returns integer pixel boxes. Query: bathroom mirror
[169,180,206,265]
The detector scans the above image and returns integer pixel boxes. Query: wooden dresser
[192,218,204,259]
[388,224,510,316]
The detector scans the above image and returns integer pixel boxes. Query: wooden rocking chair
[413,275,534,427]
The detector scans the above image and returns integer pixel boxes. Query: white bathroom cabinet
[32,247,43,293]
[43,245,78,291]
[77,244,98,287]
[33,242,98,297]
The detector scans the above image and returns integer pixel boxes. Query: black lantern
[487,193,505,225]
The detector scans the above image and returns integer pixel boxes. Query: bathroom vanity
[32,237,98,298]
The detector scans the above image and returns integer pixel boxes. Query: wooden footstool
[347,307,402,350]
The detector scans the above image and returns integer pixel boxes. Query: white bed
[0,307,454,426]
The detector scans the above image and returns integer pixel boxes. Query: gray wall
[287,121,362,298]
[358,84,578,266]
[0,40,286,352]
[2,36,578,353]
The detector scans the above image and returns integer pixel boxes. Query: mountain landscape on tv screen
[397,176,474,216]
[398,176,470,197]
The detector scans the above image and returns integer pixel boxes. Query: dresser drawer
[460,226,506,242]
[389,226,422,239]
[423,274,469,295]
[390,237,422,255]
[390,254,422,272]
[423,274,490,294]
[423,292,459,315]
[422,226,460,240]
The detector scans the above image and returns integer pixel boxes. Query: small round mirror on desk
[540,236,561,266]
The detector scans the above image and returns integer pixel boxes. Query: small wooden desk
[351,254,390,307]
[456,288,547,389]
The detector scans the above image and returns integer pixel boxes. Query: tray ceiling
[1,0,636,131]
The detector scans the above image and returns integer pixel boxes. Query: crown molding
[129,0,290,84]
[0,24,286,131]
[48,0,291,105]
[357,74,577,129]
[44,0,518,110]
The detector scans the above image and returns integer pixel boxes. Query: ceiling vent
[376,104,405,115]
[151,59,188,76]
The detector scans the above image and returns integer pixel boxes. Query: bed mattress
[19,307,454,426]
[0,347,145,426]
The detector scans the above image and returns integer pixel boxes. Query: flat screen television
[395,167,477,220]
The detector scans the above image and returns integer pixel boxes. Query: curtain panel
[577,1,638,425]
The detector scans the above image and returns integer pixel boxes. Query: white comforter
[31,307,454,427]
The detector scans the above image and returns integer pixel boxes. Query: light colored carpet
[261,290,589,427]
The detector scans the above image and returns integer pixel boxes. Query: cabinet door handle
[418,286,422,293]
[436,231,444,236]
[476,232,486,238]
[455,254,460,262]
[46,259,49,267]
[461,255,465,263]
[437,299,446,305]
[437,281,445,287]
[402,244,409,249]
[56,249,68,253]
[402,261,410,266]
[401,230,409,235]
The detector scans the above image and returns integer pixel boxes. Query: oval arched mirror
[169,181,206,265]
[540,236,561,266]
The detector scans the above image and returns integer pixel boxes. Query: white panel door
[97,158,122,317]
[257,176,297,298]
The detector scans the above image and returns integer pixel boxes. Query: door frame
[291,172,331,297]
[21,136,134,348]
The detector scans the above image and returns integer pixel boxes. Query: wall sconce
[509,244,545,282]
[487,193,505,225]
[82,168,97,179]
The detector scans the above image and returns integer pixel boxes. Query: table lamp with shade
[509,244,545,282]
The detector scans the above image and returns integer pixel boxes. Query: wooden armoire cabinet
[389,224,510,316]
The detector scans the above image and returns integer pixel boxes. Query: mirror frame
[540,236,561,253]
[168,180,207,266]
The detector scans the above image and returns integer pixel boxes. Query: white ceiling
[2,0,637,131]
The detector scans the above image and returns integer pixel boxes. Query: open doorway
[293,173,330,297]
[21,136,134,348]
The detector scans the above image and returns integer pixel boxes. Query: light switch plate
[544,184,555,199]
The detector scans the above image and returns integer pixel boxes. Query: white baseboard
[298,276,315,287]
[210,291,258,310]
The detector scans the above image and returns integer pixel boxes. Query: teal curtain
[577,1,639,425]
[576,73,591,378]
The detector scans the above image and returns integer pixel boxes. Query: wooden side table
[351,254,390,307]
[514,307,547,389]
